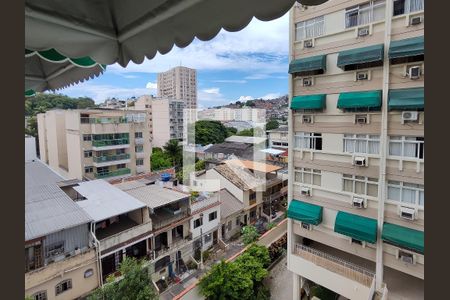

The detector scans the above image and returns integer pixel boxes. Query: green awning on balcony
[337,90,382,109]
[291,94,326,110]
[288,55,326,75]
[389,36,424,59]
[337,44,384,69]
[334,211,377,244]
[382,223,424,254]
[287,199,322,225]
[388,87,424,110]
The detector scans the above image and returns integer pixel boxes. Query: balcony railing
[294,243,374,287]
[99,222,153,253]
[93,153,130,163]
[94,168,131,179]
[92,139,129,147]
[81,117,128,124]
[151,209,189,231]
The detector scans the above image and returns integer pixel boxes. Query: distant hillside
[212,95,288,110]
[25,93,96,117]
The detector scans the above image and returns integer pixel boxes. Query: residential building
[223,120,255,132]
[218,189,244,240]
[157,66,197,109]
[133,95,184,148]
[25,160,99,300]
[37,109,151,180]
[197,107,266,122]
[204,159,288,237]
[25,135,37,162]
[267,126,289,149]
[287,1,424,299]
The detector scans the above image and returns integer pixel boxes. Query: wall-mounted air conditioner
[358,27,370,37]
[302,115,313,124]
[355,114,368,124]
[398,206,416,221]
[353,156,367,167]
[408,66,421,79]
[303,77,313,86]
[410,16,422,26]
[300,186,311,196]
[304,39,313,48]
[396,249,417,264]
[301,222,312,231]
[402,111,419,122]
[352,196,367,209]
[356,71,369,81]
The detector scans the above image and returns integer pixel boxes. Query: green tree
[241,244,271,268]
[241,225,260,245]
[226,127,238,137]
[265,119,279,131]
[25,93,95,116]
[88,258,157,300]
[150,147,172,171]
[163,139,182,167]
[195,120,230,145]
[236,128,253,137]
[245,100,255,107]
[195,159,205,171]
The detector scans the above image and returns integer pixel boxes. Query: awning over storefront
[287,199,322,225]
[334,211,377,244]
[289,55,327,75]
[337,44,384,69]
[382,222,424,254]
[291,94,326,110]
[389,36,424,60]
[388,87,424,110]
[337,90,382,109]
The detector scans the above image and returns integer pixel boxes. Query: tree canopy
[266,119,280,131]
[150,147,173,171]
[25,93,96,116]
[163,139,183,167]
[194,120,231,145]
[88,257,158,300]
[241,225,260,245]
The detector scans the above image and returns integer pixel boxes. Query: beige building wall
[25,250,99,300]
[157,66,197,109]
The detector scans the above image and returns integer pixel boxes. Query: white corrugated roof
[74,180,146,222]
[25,161,92,241]
[260,148,286,155]
[116,181,189,209]
[225,135,267,144]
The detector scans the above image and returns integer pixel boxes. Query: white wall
[191,205,220,240]
[25,136,37,162]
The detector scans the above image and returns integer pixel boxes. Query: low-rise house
[266,126,288,149]
[218,189,244,241]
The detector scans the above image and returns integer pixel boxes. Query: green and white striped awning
[25,48,106,92]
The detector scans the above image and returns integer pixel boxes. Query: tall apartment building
[37,109,151,180]
[134,95,185,148]
[287,0,424,299]
[157,66,197,109]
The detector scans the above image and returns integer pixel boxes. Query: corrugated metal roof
[74,180,146,223]
[116,181,189,209]
[225,136,267,144]
[25,161,92,241]
[219,189,244,220]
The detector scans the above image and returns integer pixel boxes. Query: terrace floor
[95,217,138,240]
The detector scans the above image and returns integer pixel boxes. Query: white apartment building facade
[287,0,424,299]
[267,126,289,149]
[157,66,197,109]
[37,109,152,180]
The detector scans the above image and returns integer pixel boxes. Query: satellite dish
[297,0,329,5]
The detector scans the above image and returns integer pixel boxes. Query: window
[294,168,321,186]
[393,0,424,16]
[45,241,64,258]
[389,136,424,159]
[117,163,126,169]
[84,166,93,173]
[345,0,386,28]
[135,132,143,138]
[209,211,217,221]
[135,145,144,152]
[343,134,380,154]
[343,174,378,197]
[295,16,325,41]
[294,132,322,150]
[84,150,92,158]
[32,291,47,300]
[204,233,212,243]
[136,159,144,166]
[236,216,241,226]
[388,181,424,207]
[194,217,203,229]
[227,220,232,231]
[249,192,256,200]
[83,134,92,141]
[55,279,72,295]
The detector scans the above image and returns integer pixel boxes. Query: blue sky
[60,13,289,109]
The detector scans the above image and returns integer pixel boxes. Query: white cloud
[202,88,220,95]
[237,96,254,101]
[146,82,157,89]
[261,93,282,100]
[213,79,247,84]
[122,75,139,79]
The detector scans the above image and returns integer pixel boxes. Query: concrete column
[293,273,301,300]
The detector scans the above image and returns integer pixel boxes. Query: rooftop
[213,163,265,191]
[204,142,254,159]
[267,126,288,133]
[116,181,189,209]
[74,179,146,223]
[25,161,92,241]
[219,189,244,220]
[260,148,286,156]
[225,135,267,144]
[225,159,282,173]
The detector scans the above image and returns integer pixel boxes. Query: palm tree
[163,139,182,167]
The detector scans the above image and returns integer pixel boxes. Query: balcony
[151,208,189,231]
[92,139,130,151]
[97,221,153,254]
[93,154,131,167]
[81,116,128,124]
[135,137,145,145]
[289,243,375,300]
[94,168,131,179]
[135,151,146,159]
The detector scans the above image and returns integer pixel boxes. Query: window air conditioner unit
[355,114,368,124]
[358,27,370,37]
[356,71,369,81]
[398,206,416,220]
[353,156,367,167]
[397,249,416,264]
[302,115,313,124]
[300,187,311,196]
[402,111,419,122]
[304,39,313,48]
[408,66,421,79]
[410,16,422,26]
[301,222,312,231]
[303,77,313,86]
[352,196,366,209]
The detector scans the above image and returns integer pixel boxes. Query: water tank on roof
[160,173,171,182]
